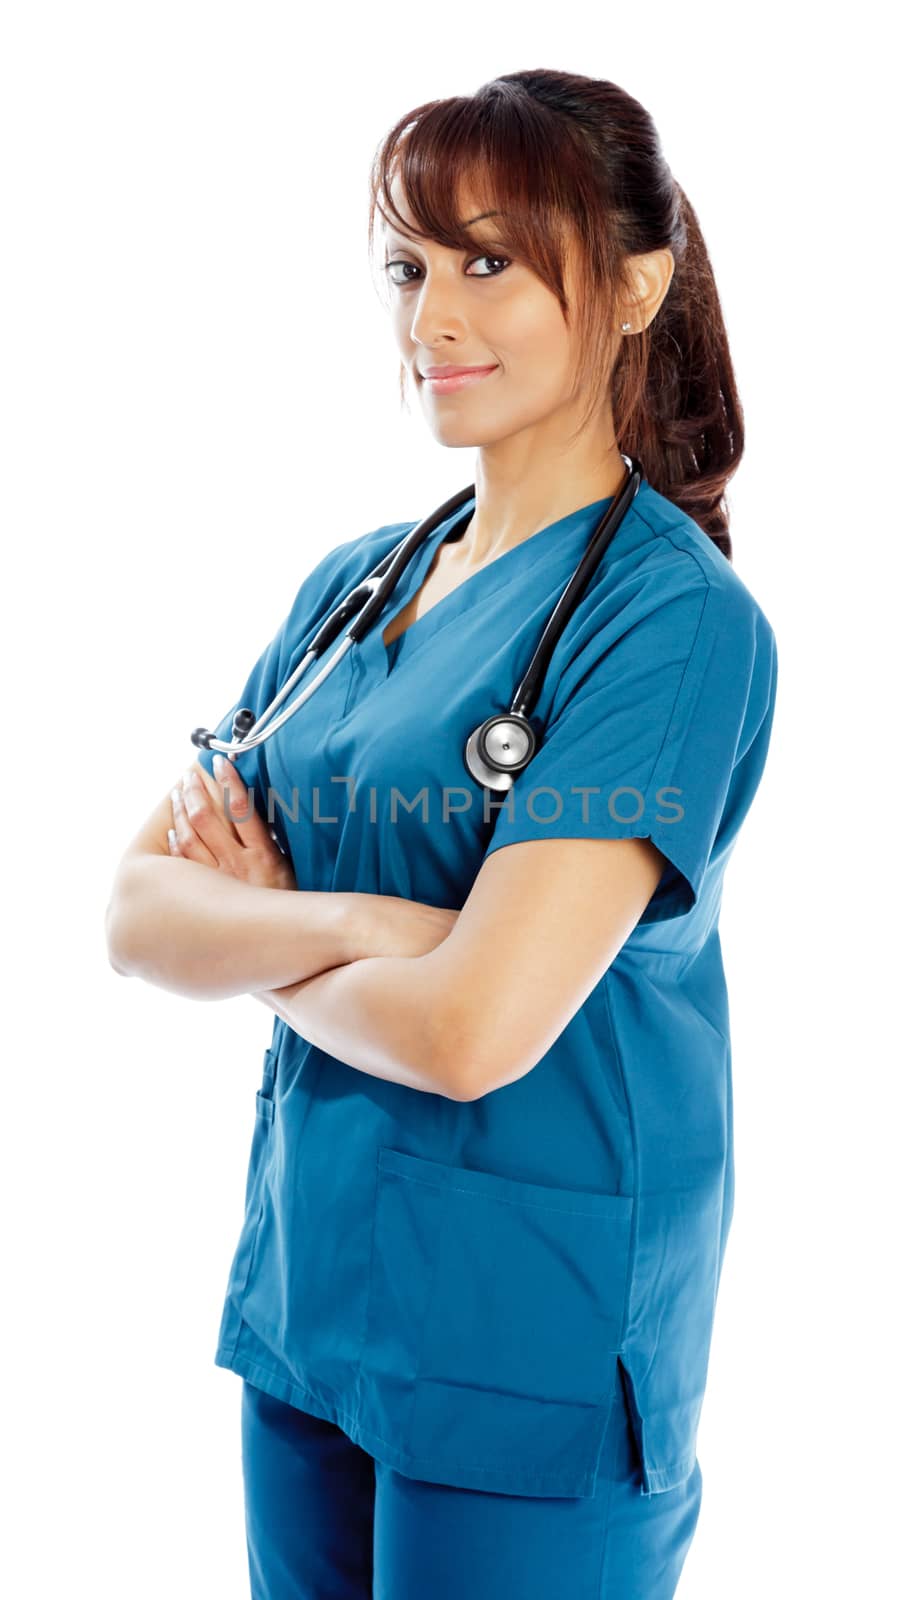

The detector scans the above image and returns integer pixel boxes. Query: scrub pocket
[216,1048,279,1364]
[241,1047,275,1187]
[357,1146,635,1498]
[215,1049,278,1363]
[234,1051,277,1289]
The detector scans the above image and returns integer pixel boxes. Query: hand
[168,756,297,892]
[350,892,460,962]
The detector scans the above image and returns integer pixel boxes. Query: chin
[426,423,493,450]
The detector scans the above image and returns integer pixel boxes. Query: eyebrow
[384,210,502,240]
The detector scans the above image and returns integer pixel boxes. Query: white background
[3,4,894,1595]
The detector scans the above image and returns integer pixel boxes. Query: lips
[420,364,498,378]
[419,364,500,396]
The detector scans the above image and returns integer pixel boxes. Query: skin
[110,171,679,1101]
[383,172,674,568]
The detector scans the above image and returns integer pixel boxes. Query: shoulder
[570,482,775,667]
[248,519,417,682]
[543,481,777,735]
[627,482,777,652]
[280,519,415,628]
[623,483,778,747]
[302,518,415,593]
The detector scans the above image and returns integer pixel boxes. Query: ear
[619,247,676,333]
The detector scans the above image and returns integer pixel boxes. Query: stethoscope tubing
[191,459,642,786]
[509,455,641,719]
[192,485,476,759]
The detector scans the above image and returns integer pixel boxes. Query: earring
[620,321,632,332]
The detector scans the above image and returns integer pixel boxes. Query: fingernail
[212,754,229,781]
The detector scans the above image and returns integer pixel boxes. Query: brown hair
[367,69,743,561]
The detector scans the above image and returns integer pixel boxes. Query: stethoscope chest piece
[191,457,642,787]
[464,712,537,792]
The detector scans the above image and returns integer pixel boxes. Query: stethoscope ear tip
[231,708,257,740]
[190,462,639,782]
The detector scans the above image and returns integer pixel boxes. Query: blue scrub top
[195,477,778,1499]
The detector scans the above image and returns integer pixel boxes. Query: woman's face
[382,178,592,450]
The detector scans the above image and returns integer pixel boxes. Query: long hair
[367,70,742,561]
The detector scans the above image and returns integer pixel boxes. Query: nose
[408,271,467,349]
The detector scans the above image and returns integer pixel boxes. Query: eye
[467,254,511,278]
[383,259,422,287]
[382,254,511,288]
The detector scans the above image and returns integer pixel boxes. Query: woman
[107,70,778,1600]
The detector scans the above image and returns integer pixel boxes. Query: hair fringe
[368,72,744,561]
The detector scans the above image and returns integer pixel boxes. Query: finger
[211,754,276,851]
[170,782,220,868]
[179,769,250,870]
[190,761,247,845]
[167,827,180,856]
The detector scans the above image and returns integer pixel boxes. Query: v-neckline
[379,499,474,663]
[373,488,619,678]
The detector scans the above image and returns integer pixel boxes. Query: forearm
[254,951,458,1099]
[106,854,363,1000]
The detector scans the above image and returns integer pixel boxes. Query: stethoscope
[191,453,643,793]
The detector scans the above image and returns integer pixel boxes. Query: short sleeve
[193,612,288,803]
[481,575,778,925]
[193,527,396,805]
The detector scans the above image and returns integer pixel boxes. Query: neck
[457,411,626,566]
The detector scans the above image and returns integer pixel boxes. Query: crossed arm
[105,758,666,1102]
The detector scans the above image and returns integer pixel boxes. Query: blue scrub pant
[239,1363,703,1599]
